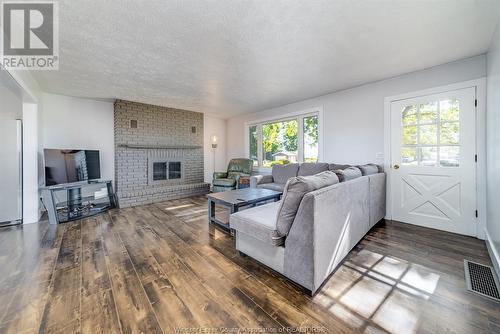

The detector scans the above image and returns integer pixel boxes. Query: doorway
[388,87,477,236]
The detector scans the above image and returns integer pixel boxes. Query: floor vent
[464,260,500,301]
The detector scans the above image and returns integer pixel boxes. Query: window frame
[245,107,323,171]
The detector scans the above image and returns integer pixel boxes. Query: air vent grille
[464,260,500,301]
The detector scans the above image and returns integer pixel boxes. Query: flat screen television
[44,149,101,186]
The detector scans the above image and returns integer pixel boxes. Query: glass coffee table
[207,188,282,231]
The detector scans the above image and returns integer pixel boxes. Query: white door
[390,87,476,236]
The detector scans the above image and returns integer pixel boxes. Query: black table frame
[207,189,282,232]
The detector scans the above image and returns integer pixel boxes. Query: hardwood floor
[0,196,498,334]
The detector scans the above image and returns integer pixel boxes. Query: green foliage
[402,125,417,145]
[270,159,290,166]
[256,116,319,165]
[262,122,281,159]
[303,116,318,146]
[283,121,298,152]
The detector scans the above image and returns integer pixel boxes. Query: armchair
[212,158,254,192]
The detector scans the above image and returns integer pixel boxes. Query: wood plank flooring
[0,196,499,333]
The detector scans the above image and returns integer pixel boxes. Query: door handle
[393,164,400,170]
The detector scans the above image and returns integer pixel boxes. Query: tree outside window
[249,112,319,167]
[303,115,319,162]
[262,120,298,167]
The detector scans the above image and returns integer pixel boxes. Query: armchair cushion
[213,171,228,179]
[227,172,247,180]
[212,178,237,187]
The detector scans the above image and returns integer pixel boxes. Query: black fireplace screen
[152,161,182,181]
[153,162,167,181]
[169,162,181,179]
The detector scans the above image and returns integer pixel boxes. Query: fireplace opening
[149,159,183,184]
[169,161,181,179]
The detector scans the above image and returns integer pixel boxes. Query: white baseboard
[485,229,500,279]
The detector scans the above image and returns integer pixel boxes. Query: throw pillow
[334,166,362,182]
[357,164,380,176]
[275,170,339,238]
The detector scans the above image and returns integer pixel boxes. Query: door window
[401,99,460,167]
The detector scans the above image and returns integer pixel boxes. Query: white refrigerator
[0,119,22,225]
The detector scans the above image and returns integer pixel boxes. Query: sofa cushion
[212,178,237,187]
[329,163,351,171]
[229,201,285,246]
[357,164,380,176]
[276,171,339,238]
[272,163,299,184]
[297,162,329,176]
[257,183,286,192]
[334,166,362,182]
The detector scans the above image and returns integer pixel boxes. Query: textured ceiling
[32,0,500,117]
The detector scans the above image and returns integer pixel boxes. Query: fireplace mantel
[118,144,202,149]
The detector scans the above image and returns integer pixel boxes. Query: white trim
[485,229,500,280]
[475,79,487,240]
[383,78,487,238]
[22,103,39,224]
[245,106,324,171]
[244,106,323,126]
[317,107,325,161]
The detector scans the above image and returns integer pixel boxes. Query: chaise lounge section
[231,163,386,294]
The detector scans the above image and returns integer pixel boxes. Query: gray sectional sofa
[230,162,386,295]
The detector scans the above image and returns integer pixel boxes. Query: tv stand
[41,180,117,225]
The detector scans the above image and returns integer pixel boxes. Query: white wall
[204,114,227,183]
[41,93,115,183]
[227,55,486,165]
[486,22,500,275]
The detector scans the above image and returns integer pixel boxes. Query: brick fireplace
[114,100,210,207]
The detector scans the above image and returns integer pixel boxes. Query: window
[247,112,320,168]
[303,115,319,163]
[401,99,460,167]
[262,119,298,167]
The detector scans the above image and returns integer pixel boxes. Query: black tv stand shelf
[41,180,118,224]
